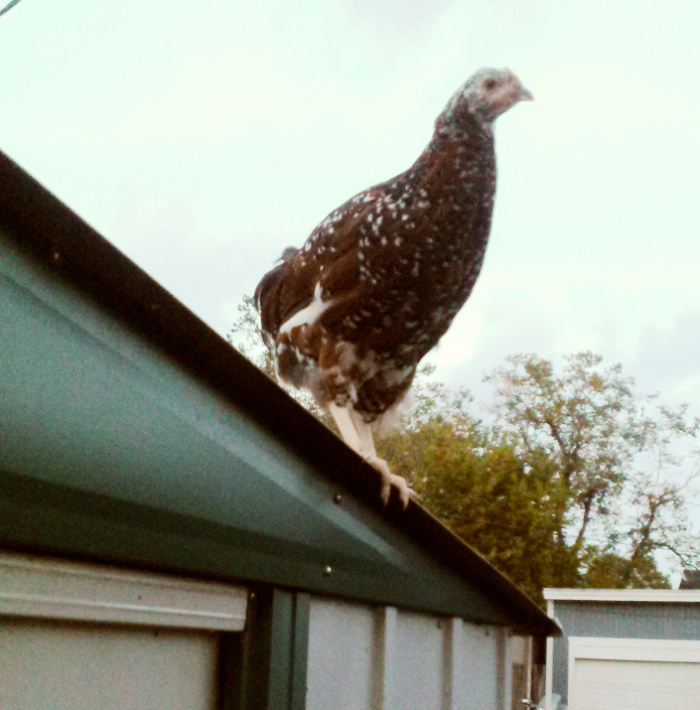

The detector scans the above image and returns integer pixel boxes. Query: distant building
[543,588,700,710]
[680,570,700,589]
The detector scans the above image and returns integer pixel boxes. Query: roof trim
[543,588,700,604]
[0,149,559,637]
[0,551,248,631]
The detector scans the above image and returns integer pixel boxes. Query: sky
[3,1,700,557]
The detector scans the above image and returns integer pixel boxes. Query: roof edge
[543,588,700,604]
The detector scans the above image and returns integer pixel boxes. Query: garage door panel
[569,638,700,710]
[575,658,700,710]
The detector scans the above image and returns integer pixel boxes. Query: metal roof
[0,150,558,637]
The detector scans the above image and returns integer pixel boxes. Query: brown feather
[254,68,532,424]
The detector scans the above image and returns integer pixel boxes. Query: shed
[543,588,700,710]
[0,150,557,709]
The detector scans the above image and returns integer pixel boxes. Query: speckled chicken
[255,68,532,508]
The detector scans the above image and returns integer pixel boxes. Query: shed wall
[551,602,700,705]
[307,596,508,710]
[0,618,218,710]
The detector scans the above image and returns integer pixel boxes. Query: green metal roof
[0,150,558,637]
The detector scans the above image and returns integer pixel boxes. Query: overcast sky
[3,1,700,542]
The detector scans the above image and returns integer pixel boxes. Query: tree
[484,352,700,587]
[377,415,579,600]
[226,295,273,376]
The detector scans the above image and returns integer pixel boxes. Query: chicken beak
[505,68,534,102]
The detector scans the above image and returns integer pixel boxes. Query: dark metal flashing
[219,588,309,710]
[0,150,558,637]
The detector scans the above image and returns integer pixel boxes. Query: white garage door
[569,637,700,710]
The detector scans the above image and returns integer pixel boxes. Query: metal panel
[572,658,700,710]
[391,610,446,710]
[451,619,505,709]
[556,600,700,641]
[228,587,309,710]
[307,597,377,709]
[568,637,700,710]
[0,551,247,631]
[306,596,508,710]
[0,618,218,710]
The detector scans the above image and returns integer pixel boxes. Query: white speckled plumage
[254,67,532,509]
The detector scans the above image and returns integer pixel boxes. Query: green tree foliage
[228,298,699,599]
[377,415,578,601]
[484,352,700,590]
[226,295,272,375]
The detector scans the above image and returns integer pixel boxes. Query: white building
[544,588,700,710]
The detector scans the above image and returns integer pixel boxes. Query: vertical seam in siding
[290,592,310,710]
[442,617,462,710]
[372,606,398,709]
[498,628,513,710]
[545,600,555,710]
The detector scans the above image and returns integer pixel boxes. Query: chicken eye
[484,78,498,90]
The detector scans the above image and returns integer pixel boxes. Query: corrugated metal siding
[558,601,700,640]
[0,617,219,710]
[306,596,508,710]
[551,601,700,705]
[306,597,377,709]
